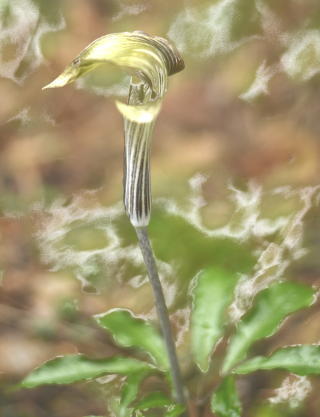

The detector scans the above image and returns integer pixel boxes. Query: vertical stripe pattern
[124,115,154,226]
[123,80,155,227]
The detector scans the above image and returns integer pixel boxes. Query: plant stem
[135,226,187,409]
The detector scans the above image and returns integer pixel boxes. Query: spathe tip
[42,74,72,90]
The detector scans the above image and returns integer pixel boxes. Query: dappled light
[1,1,320,416]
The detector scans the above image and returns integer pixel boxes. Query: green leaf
[164,404,185,417]
[95,309,168,369]
[211,376,242,417]
[222,281,315,374]
[191,267,239,372]
[133,392,184,417]
[134,392,172,410]
[252,404,283,417]
[234,345,320,376]
[119,372,148,416]
[21,354,152,388]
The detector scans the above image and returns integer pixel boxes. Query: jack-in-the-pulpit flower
[43,31,184,226]
[43,32,187,408]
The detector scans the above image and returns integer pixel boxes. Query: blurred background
[1,0,320,416]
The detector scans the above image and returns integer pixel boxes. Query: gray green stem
[135,226,187,409]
